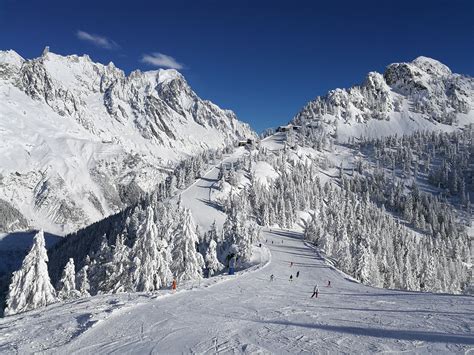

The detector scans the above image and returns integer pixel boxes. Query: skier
[270,274,274,282]
[172,279,177,292]
[311,284,319,298]
[296,271,300,278]
[290,262,293,267]
[327,280,331,287]
[289,275,293,282]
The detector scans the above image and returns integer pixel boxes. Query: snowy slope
[0,49,254,235]
[0,229,472,354]
[0,142,472,353]
[293,56,474,141]
[179,147,249,232]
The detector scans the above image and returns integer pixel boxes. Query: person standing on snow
[327,280,331,287]
[311,284,319,298]
[270,274,274,282]
[289,275,293,282]
[296,271,300,278]
[172,279,177,292]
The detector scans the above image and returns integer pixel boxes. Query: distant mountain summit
[292,56,473,140]
[0,48,254,234]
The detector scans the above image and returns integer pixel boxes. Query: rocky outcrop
[293,57,473,137]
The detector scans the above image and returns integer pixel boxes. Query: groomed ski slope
[0,144,473,354]
[60,231,474,354]
[1,227,472,354]
[180,147,248,232]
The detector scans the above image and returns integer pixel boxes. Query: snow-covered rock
[0,49,254,234]
[293,56,474,141]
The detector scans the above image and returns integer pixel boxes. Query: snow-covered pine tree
[355,242,372,285]
[205,239,224,277]
[108,234,132,293]
[4,230,57,316]
[157,238,173,287]
[87,234,113,294]
[57,258,81,301]
[171,208,204,283]
[131,206,169,292]
[76,263,91,297]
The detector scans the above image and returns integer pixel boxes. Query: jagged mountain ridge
[0,49,254,234]
[292,56,474,140]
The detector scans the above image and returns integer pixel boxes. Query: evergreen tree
[132,206,168,292]
[205,239,224,277]
[76,264,91,297]
[171,209,205,282]
[57,258,80,300]
[4,230,57,316]
[108,234,132,293]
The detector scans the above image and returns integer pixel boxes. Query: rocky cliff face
[292,57,473,140]
[0,49,254,234]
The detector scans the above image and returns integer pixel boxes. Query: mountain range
[0,48,253,234]
[0,52,472,236]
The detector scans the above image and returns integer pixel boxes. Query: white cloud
[76,30,119,50]
[141,53,184,69]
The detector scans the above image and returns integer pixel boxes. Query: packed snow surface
[179,147,248,232]
[0,229,472,354]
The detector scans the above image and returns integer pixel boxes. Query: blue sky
[1,0,473,132]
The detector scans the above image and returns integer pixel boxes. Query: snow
[411,56,452,77]
[0,228,472,353]
[261,132,287,151]
[0,49,254,235]
[179,147,248,232]
[0,50,23,70]
[0,53,473,352]
[251,161,279,188]
[293,56,474,145]
[156,68,182,84]
[335,109,466,142]
[0,145,472,352]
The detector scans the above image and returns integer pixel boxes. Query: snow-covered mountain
[0,48,254,235]
[292,56,473,140]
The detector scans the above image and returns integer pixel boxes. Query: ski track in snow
[0,147,473,354]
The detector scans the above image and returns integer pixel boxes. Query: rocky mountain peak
[293,56,473,141]
[0,49,254,234]
[411,56,452,77]
[42,46,50,57]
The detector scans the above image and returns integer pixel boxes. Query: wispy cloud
[76,30,119,50]
[141,53,184,69]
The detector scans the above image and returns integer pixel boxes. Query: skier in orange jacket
[172,279,177,292]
